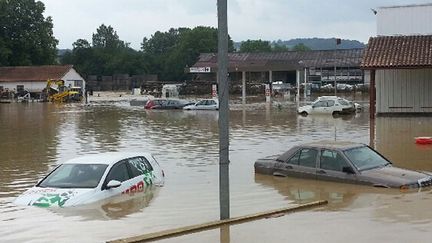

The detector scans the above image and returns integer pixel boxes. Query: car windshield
[38,164,108,188]
[338,99,349,105]
[344,146,390,171]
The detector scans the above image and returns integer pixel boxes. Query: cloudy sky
[40,0,432,49]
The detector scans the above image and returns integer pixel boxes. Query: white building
[363,4,432,116]
[377,3,432,36]
[0,65,85,95]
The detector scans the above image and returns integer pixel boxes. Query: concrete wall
[377,4,432,36]
[376,68,432,114]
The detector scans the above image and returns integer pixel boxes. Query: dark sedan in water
[145,99,193,109]
[254,141,432,189]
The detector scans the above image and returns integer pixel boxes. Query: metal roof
[191,49,364,72]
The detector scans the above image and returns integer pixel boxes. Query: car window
[314,101,326,107]
[196,100,205,106]
[286,150,301,165]
[38,164,108,189]
[287,148,317,168]
[344,146,389,171]
[326,100,335,107]
[298,149,318,168]
[128,157,153,178]
[320,150,350,172]
[105,162,130,184]
[209,100,216,105]
[339,99,349,105]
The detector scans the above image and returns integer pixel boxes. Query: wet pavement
[0,95,431,242]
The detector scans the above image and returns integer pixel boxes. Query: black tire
[300,111,308,116]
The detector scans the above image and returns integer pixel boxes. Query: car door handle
[284,165,293,169]
[316,170,326,174]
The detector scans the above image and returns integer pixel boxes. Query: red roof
[0,65,74,82]
[361,35,432,69]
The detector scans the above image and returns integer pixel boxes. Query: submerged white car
[298,96,358,116]
[14,152,164,207]
[183,99,219,110]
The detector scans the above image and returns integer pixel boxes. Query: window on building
[17,85,24,92]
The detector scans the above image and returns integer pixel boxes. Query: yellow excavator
[45,79,83,103]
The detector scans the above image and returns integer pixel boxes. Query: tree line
[0,0,311,81]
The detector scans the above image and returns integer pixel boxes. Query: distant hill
[234,38,365,51]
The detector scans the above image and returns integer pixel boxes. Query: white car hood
[298,105,312,112]
[14,187,94,207]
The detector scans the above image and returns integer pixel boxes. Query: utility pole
[334,38,341,96]
[217,0,230,220]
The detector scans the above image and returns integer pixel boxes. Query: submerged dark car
[145,99,193,109]
[254,141,432,189]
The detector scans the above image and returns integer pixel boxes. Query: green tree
[0,0,58,66]
[239,39,272,53]
[92,24,126,49]
[272,44,289,52]
[291,43,311,52]
[141,26,234,81]
[61,25,146,76]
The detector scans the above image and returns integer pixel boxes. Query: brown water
[0,98,431,243]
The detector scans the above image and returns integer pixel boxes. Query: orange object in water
[415,137,432,144]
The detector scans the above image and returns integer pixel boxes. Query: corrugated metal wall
[376,69,432,113]
[377,5,432,36]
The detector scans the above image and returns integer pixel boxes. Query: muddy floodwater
[1,97,432,243]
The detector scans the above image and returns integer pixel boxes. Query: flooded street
[1,97,432,242]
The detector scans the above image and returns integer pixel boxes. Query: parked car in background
[144,98,167,109]
[254,141,432,189]
[145,98,193,109]
[297,96,358,116]
[183,99,219,110]
[14,152,165,207]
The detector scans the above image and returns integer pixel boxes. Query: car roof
[198,99,218,102]
[63,152,152,165]
[277,141,366,162]
[300,140,365,150]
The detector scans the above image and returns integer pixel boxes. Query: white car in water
[14,152,164,207]
[297,96,358,116]
[183,99,219,110]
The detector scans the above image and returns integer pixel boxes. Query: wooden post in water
[369,70,376,119]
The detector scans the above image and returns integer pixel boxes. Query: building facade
[0,65,85,97]
[377,3,432,36]
[362,4,432,116]
[362,35,432,115]
[189,49,365,90]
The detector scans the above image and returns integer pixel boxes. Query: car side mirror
[342,166,355,174]
[106,180,121,189]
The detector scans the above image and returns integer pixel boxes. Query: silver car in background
[254,141,432,190]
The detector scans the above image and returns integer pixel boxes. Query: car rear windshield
[38,164,108,188]
[344,146,389,171]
